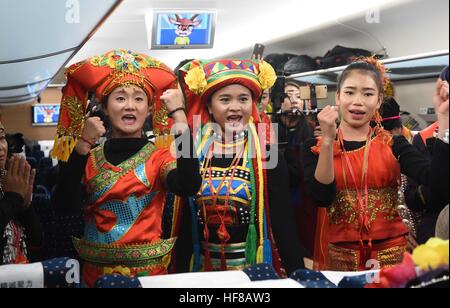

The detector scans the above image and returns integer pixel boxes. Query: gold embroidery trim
[328,187,400,227]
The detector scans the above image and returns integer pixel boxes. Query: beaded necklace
[338,127,373,251]
[190,122,272,272]
[201,138,247,271]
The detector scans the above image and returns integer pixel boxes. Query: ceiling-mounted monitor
[148,10,216,50]
[31,104,60,126]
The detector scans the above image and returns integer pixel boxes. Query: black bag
[264,53,297,72]
[283,55,318,76]
[318,45,372,69]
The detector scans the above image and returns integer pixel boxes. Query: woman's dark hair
[6,133,25,155]
[337,61,384,95]
[285,80,302,89]
[102,94,110,108]
[174,59,194,76]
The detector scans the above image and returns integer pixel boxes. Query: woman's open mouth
[122,114,137,125]
[349,110,366,120]
[226,115,243,127]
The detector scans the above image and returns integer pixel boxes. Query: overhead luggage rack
[288,50,449,87]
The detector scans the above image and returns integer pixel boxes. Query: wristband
[79,136,95,147]
[168,107,185,118]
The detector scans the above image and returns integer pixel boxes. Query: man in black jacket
[405,66,449,244]
[0,119,42,265]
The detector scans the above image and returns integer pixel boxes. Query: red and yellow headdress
[53,49,177,161]
[178,59,277,128]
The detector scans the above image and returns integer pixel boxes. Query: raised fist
[317,106,339,143]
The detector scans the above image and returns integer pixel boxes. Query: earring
[373,110,384,133]
[374,110,383,126]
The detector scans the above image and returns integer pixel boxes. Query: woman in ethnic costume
[52,50,201,287]
[178,59,305,276]
[303,57,449,271]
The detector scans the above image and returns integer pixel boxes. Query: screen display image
[32,104,60,126]
[151,11,216,49]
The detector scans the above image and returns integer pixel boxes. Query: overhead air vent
[0,0,123,105]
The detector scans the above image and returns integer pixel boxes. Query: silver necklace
[212,131,248,144]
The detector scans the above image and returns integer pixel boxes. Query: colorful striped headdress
[178,59,276,128]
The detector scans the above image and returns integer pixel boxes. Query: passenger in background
[380,96,414,142]
[260,89,272,124]
[259,89,276,148]
[405,66,449,244]
[0,117,42,265]
[276,81,317,260]
[380,96,418,250]
[278,81,314,146]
